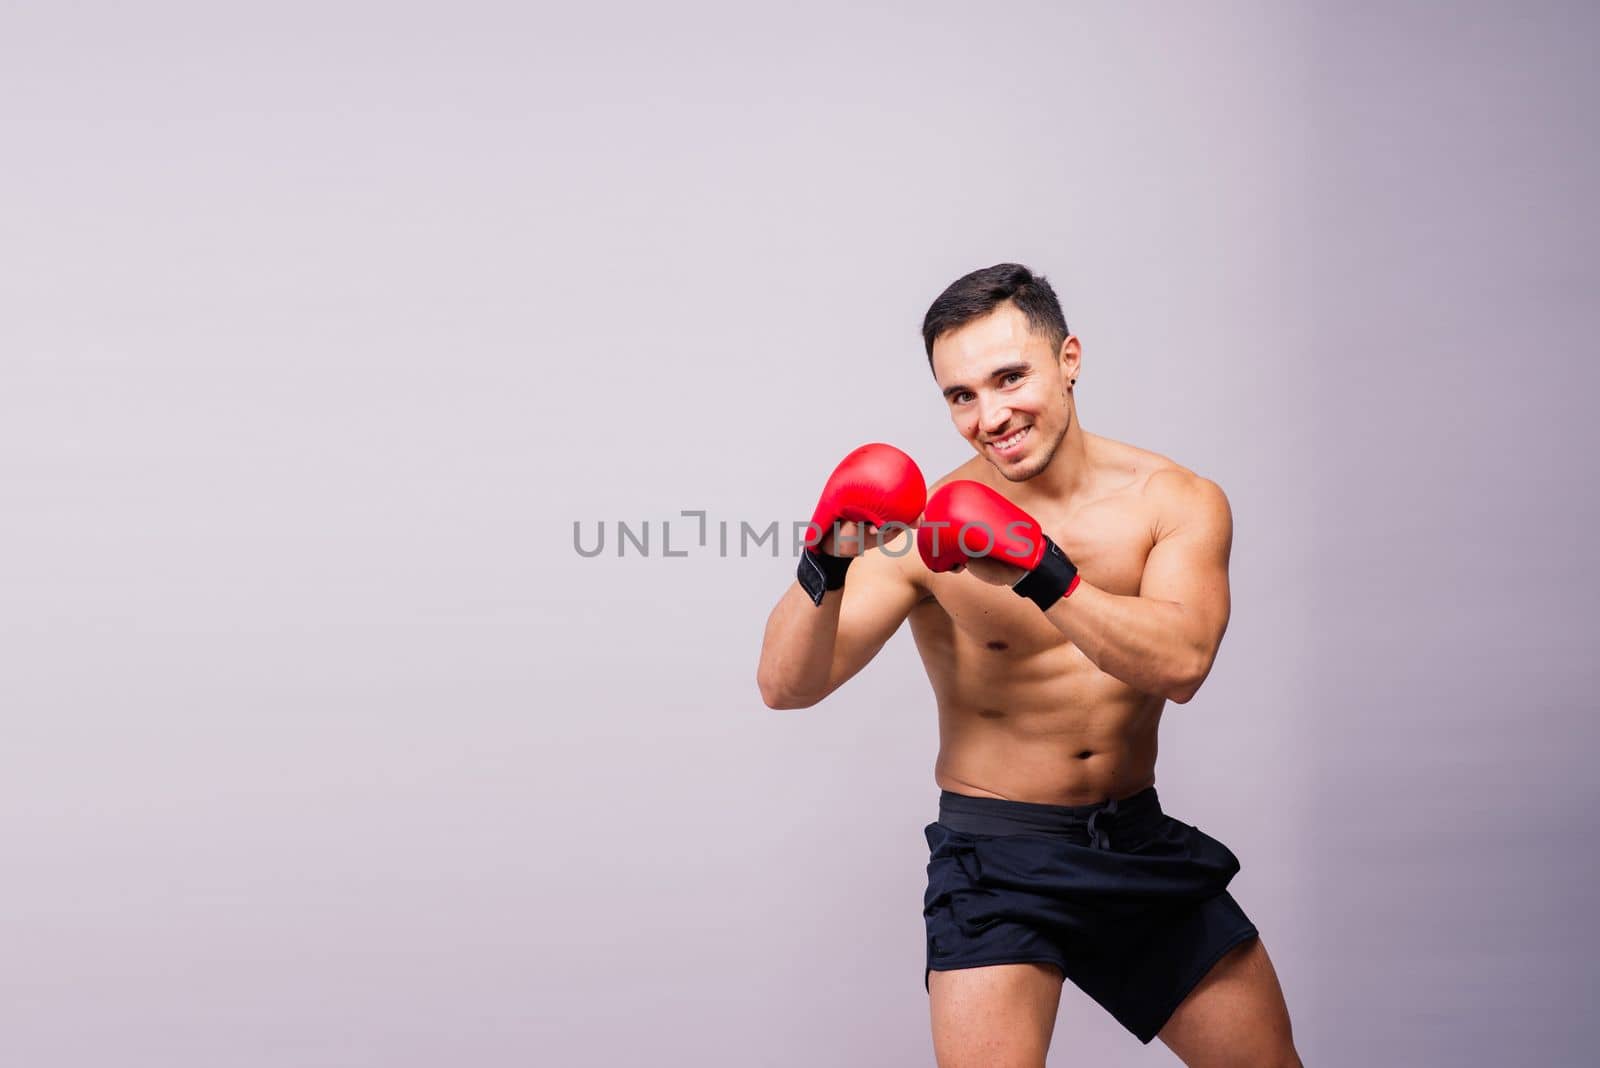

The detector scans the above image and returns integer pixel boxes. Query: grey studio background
[3,2,1596,1066]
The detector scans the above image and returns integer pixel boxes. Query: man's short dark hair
[921,263,1069,366]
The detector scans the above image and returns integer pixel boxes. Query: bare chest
[912,497,1156,656]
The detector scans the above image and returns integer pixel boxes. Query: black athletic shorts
[923,786,1258,1044]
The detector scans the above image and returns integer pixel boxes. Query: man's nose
[977,397,1012,434]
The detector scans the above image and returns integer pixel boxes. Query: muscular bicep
[1138,474,1233,653]
[821,531,924,698]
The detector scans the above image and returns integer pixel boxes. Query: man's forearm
[756,582,842,708]
[1041,581,1215,702]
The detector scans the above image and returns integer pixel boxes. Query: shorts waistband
[937,786,1163,849]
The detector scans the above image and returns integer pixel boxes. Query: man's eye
[1003,372,1023,385]
[954,392,974,405]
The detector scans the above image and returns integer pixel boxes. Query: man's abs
[910,597,1164,806]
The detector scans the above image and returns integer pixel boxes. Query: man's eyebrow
[941,362,1031,399]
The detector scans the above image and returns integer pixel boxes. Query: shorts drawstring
[1085,796,1119,851]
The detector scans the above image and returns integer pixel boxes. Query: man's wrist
[1011,536,1080,611]
[797,548,853,606]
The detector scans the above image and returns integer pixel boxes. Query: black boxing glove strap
[1012,535,1080,611]
[798,549,853,606]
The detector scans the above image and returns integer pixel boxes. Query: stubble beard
[992,409,1071,483]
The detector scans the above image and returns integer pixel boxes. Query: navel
[1075,749,1095,760]
[978,708,1006,720]
[985,640,1009,652]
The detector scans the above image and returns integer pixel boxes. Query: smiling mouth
[988,426,1031,453]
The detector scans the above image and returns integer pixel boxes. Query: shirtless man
[757,264,1301,1066]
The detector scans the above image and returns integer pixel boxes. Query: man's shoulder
[1085,434,1214,494]
[1134,461,1229,537]
[1142,463,1222,501]
[1084,434,1227,531]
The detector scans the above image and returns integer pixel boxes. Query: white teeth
[995,427,1029,449]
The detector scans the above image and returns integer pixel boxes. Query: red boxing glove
[917,480,1044,571]
[797,443,926,605]
[917,480,1080,609]
[809,443,928,542]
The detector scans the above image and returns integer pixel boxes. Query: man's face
[930,302,1078,482]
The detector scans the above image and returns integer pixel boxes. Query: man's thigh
[928,962,1065,1068]
[1157,937,1301,1067]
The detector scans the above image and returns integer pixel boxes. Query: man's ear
[1058,335,1082,386]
